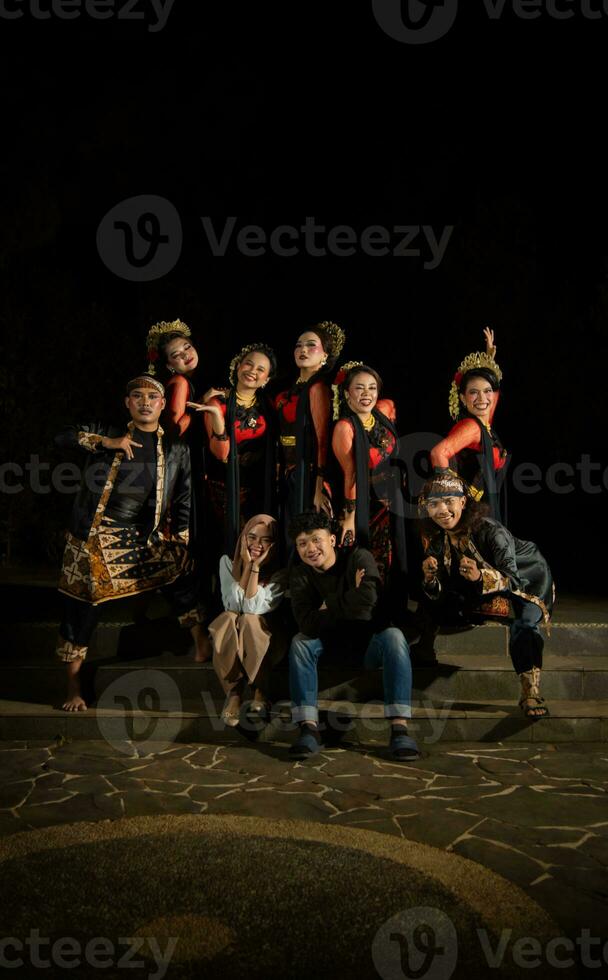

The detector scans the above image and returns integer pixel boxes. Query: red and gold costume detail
[430,395,507,501]
[274,380,330,475]
[332,399,399,583]
[204,393,270,526]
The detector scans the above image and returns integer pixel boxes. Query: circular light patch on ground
[136,916,236,962]
[0,815,572,980]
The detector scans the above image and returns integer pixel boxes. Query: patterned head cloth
[126,375,165,396]
[419,472,467,508]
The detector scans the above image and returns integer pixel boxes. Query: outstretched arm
[430,419,480,470]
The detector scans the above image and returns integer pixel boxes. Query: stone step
[4,653,608,708]
[5,616,608,669]
[0,697,607,743]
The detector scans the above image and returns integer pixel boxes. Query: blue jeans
[289,627,412,724]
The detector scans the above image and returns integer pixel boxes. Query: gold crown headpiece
[332,360,365,420]
[314,320,346,360]
[448,350,502,420]
[228,343,273,387]
[145,319,191,375]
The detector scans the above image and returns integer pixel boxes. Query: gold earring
[321,356,328,366]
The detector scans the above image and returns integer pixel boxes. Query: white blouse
[219,556,285,615]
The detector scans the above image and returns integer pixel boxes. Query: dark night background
[0,1,606,592]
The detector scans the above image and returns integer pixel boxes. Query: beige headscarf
[210,513,283,694]
[230,514,278,583]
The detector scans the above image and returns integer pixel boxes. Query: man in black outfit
[54,375,208,711]
[287,511,418,760]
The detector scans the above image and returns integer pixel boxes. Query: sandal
[519,696,550,719]
[518,667,549,719]
[221,693,242,727]
[248,689,270,714]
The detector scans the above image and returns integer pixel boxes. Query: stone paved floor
[1,737,607,964]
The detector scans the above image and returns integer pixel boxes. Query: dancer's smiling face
[345,372,379,414]
[164,337,199,374]
[426,495,467,531]
[237,352,271,390]
[459,375,495,420]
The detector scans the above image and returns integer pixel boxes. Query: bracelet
[211,430,229,441]
[343,498,356,514]
[250,564,260,573]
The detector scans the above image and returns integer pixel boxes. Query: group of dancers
[53,318,554,759]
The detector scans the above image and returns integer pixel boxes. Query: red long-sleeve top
[274,381,330,471]
[204,395,269,462]
[430,397,506,473]
[332,400,397,501]
[164,375,194,438]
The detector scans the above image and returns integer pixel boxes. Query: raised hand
[201,387,229,404]
[186,401,223,417]
[483,326,496,358]
[101,434,143,460]
[257,541,275,567]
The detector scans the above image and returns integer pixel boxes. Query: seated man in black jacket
[54,375,208,711]
[288,511,418,760]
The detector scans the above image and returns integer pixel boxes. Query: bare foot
[63,659,87,711]
[191,624,213,663]
[62,694,88,712]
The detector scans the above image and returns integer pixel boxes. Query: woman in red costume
[145,319,201,438]
[332,363,407,593]
[430,328,508,521]
[274,321,346,545]
[145,318,212,661]
[188,343,277,559]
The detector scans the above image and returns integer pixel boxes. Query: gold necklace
[361,414,375,431]
[235,389,257,409]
